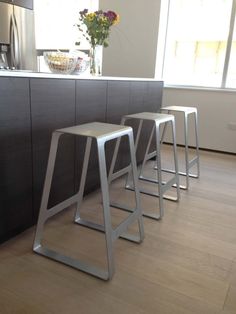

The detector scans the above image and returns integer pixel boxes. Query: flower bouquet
[77,9,119,75]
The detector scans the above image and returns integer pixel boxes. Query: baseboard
[163,142,236,156]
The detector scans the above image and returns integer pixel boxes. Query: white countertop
[0,70,162,82]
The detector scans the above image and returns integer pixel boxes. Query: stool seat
[162,106,197,113]
[124,112,174,123]
[57,122,132,141]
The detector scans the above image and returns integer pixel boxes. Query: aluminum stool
[109,112,180,220]
[33,122,144,280]
[161,106,200,190]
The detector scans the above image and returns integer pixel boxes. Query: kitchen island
[0,72,163,243]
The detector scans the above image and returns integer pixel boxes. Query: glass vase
[90,45,103,76]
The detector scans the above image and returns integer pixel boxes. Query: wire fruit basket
[44,51,77,74]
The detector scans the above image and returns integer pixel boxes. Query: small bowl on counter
[73,57,89,75]
[71,50,89,75]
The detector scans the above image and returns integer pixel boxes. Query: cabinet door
[144,81,164,155]
[0,77,32,243]
[13,0,33,10]
[30,78,76,220]
[0,1,13,4]
[106,80,130,171]
[75,80,107,194]
[146,81,163,112]
[129,81,150,163]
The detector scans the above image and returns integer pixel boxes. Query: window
[159,0,236,88]
[34,0,98,50]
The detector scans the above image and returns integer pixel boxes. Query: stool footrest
[110,202,162,221]
[75,218,104,232]
[119,233,143,243]
[157,167,199,178]
[113,209,141,242]
[34,245,109,280]
[46,194,78,220]
[138,176,178,197]
[146,150,157,161]
[125,185,178,202]
[189,156,199,169]
[109,165,131,182]
[75,211,142,243]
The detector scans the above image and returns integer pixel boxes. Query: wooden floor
[0,147,236,314]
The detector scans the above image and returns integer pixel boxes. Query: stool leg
[155,123,164,218]
[108,117,127,183]
[127,131,144,241]
[107,130,145,242]
[125,119,143,188]
[171,119,180,201]
[134,119,143,151]
[194,111,200,177]
[74,137,92,222]
[160,110,170,144]
[108,137,121,183]
[136,122,164,219]
[108,118,144,185]
[184,112,190,189]
[97,140,115,279]
[33,132,62,250]
[139,123,156,179]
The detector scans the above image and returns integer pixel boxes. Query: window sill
[164,84,236,93]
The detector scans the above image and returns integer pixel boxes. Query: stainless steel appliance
[0,1,37,71]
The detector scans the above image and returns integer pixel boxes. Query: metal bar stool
[33,122,144,280]
[161,106,200,190]
[109,112,180,220]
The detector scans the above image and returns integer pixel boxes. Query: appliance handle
[10,14,16,67]
[10,12,20,69]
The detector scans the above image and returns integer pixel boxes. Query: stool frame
[33,122,144,280]
[161,106,200,190]
[109,112,180,220]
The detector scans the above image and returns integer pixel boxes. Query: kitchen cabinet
[146,81,163,112]
[75,80,107,194]
[144,80,163,155]
[106,80,130,171]
[0,77,32,243]
[30,78,76,220]
[13,0,33,10]
[128,81,150,163]
[0,1,12,4]
[0,0,33,9]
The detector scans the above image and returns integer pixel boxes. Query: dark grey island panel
[0,77,33,242]
[75,80,107,194]
[30,78,76,221]
[106,80,131,171]
[0,75,163,243]
[106,80,163,170]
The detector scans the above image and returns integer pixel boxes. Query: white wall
[99,0,161,78]
[163,87,236,153]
